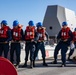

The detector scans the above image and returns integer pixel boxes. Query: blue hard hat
[28,20,34,26]
[1,20,8,25]
[13,20,19,27]
[74,28,76,31]
[62,21,68,26]
[36,22,42,27]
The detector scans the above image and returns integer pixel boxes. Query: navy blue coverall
[23,30,37,67]
[34,31,49,66]
[10,29,23,65]
[53,28,73,65]
[0,28,12,58]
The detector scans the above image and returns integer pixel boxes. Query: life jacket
[12,27,21,41]
[61,27,70,40]
[25,26,35,40]
[37,27,45,40]
[0,26,9,38]
[73,32,76,41]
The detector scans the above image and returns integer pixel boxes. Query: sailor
[0,20,11,58]
[22,20,36,68]
[52,21,73,67]
[10,20,23,67]
[33,22,49,67]
[68,28,76,60]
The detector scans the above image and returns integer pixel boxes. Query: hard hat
[36,22,42,27]
[28,20,34,26]
[74,28,76,31]
[13,20,19,27]
[62,21,68,26]
[1,20,8,25]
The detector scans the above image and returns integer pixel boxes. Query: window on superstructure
[49,26,52,29]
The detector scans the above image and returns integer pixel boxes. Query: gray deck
[17,59,76,75]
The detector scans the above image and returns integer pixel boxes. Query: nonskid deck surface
[17,59,76,75]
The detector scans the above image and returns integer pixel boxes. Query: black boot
[15,62,19,68]
[67,57,70,60]
[30,61,33,68]
[43,58,48,66]
[51,60,57,64]
[33,60,35,67]
[61,63,66,67]
[22,61,27,67]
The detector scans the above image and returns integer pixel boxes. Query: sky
[0,0,76,29]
